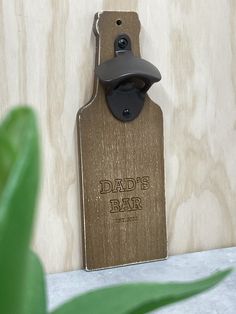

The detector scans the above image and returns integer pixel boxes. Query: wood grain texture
[0,0,236,273]
[78,12,167,270]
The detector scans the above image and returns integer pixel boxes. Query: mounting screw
[118,38,128,49]
[122,108,131,118]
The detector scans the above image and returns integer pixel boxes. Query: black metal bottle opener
[96,34,162,122]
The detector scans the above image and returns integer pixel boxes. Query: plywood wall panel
[0,0,235,273]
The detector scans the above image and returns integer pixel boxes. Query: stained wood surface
[0,0,236,273]
[77,12,167,270]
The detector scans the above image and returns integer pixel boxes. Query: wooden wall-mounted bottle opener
[77,11,167,270]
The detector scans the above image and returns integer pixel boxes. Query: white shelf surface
[47,247,236,313]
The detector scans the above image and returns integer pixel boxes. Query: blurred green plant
[0,107,232,314]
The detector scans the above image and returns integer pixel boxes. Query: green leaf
[22,251,47,314]
[51,268,232,314]
[0,107,41,314]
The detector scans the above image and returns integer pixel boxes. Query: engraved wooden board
[77,11,167,270]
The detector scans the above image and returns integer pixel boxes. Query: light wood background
[0,0,236,273]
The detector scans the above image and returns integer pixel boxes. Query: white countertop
[47,247,236,313]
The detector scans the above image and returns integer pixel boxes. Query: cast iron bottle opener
[96,33,161,122]
[77,11,167,270]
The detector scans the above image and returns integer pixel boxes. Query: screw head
[122,108,131,118]
[118,38,128,49]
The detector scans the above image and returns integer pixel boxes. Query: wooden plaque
[77,11,167,270]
